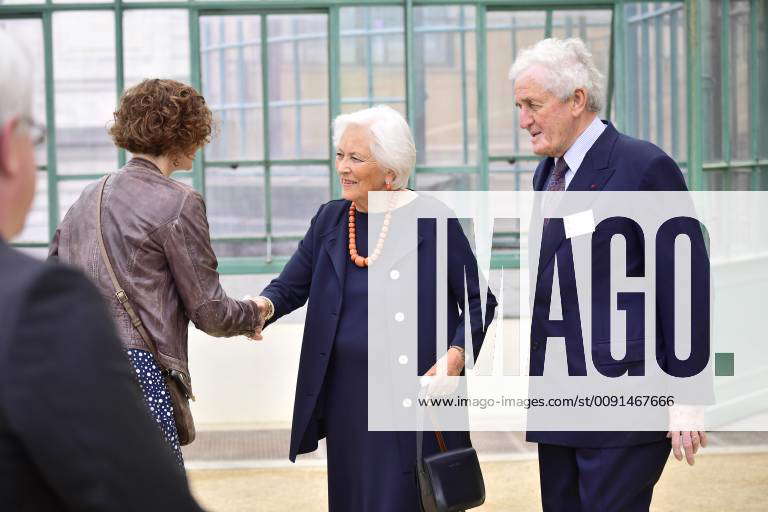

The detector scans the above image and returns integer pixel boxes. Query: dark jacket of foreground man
[0,239,204,511]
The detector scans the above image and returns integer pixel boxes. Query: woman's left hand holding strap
[422,346,465,396]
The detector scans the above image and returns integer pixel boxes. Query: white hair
[332,105,415,190]
[0,28,33,126]
[509,37,605,113]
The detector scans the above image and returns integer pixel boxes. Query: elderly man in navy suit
[511,38,709,511]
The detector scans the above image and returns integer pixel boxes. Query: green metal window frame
[694,0,767,190]
[4,0,762,274]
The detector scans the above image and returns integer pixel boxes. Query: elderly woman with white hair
[250,105,496,511]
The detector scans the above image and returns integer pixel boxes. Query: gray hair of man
[508,37,605,113]
[332,105,416,190]
[0,29,34,127]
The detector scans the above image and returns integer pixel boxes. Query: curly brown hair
[109,79,212,157]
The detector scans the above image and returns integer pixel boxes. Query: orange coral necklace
[348,193,397,267]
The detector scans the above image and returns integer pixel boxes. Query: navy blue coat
[261,197,497,468]
[527,121,711,448]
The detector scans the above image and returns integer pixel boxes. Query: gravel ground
[188,451,768,511]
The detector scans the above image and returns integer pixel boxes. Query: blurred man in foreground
[0,28,204,511]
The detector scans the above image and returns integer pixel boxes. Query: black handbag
[415,395,485,512]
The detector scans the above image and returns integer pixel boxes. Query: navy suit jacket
[526,121,710,448]
[261,197,496,468]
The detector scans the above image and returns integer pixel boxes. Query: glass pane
[267,14,328,160]
[212,239,267,259]
[205,166,265,238]
[123,10,190,89]
[490,160,537,192]
[702,0,724,162]
[413,6,477,166]
[0,19,47,166]
[58,179,94,220]
[623,3,687,162]
[730,0,751,161]
[171,174,193,188]
[53,12,117,174]
[201,15,264,162]
[668,4,688,162]
[487,11,547,157]
[705,170,725,191]
[271,166,329,236]
[340,7,406,117]
[492,217,521,253]
[340,102,372,114]
[729,168,752,191]
[15,173,48,244]
[415,172,476,191]
[212,237,302,259]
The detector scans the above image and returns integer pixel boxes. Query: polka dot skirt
[126,349,184,468]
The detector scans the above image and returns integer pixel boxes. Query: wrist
[258,296,275,321]
[448,345,465,372]
[244,295,275,322]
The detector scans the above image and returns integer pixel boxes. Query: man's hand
[667,405,707,465]
[667,430,708,466]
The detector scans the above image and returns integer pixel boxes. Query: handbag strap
[96,175,163,367]
[417,384,449,467]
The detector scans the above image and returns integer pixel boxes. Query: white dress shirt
[562,116,607,189]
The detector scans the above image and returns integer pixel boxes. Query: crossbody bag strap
[417,385,449,466]
[96,175,162,365]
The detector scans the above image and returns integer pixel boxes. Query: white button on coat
[402,398,412,408]
[398,355,408,365]
[390,269,400,280]
[394,312,405,322]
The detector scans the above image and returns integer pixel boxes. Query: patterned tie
[545,157,569,192]
[542,158,568,229]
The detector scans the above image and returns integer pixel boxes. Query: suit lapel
[536,121,619,276]
[533,157,555,192]
[565,121,619,192]
[322,204,351,290]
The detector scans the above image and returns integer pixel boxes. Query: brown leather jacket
[49,157,259,379]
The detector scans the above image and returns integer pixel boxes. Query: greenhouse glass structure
[1,0,766,273]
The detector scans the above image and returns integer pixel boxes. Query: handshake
[243,295,274,341]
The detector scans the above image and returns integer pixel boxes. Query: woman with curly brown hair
[49,79,261,467]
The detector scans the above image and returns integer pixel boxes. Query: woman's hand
[243,295,271,340]
[424,346,465,377]
[422,346,465,396]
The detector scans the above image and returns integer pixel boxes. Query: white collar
[561,116,606,174]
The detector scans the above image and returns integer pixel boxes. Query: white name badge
[563,209,596,239]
